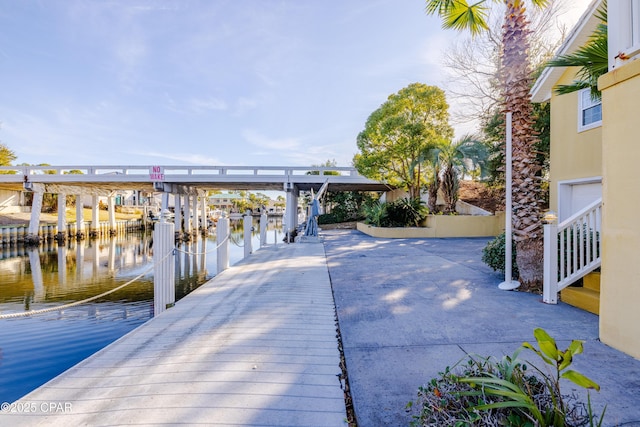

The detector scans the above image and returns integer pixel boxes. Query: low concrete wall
[357,212,505,238]
[357,222,436,238]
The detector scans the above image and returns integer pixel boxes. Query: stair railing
[543,198,602,304]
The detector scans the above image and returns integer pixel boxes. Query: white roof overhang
[530,0,603,103]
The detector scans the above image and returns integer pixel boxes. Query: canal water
[0,218,284,403]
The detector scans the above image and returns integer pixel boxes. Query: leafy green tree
[426,0,550,288]
[0,143,16,166]
[353,83,454,200]
[320,191,376,223]
[307,159,340,176]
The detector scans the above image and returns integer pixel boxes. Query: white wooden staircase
[543,198,602,314]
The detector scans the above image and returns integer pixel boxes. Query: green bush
[408,328,605,426]
[384,198,428,227]
[363,198,429,227]
[363,201,388,227]
[482,232,519,279]
[318,191,374,224]
[318,213,343,225]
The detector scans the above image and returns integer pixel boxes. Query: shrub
[384,198,428,227]
[363,198,428,227]
[318,213,343,225]
[408,328,605,426]
[363,201,388,227]
[482,232,519,279]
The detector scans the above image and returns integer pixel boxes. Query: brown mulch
[458,181,504,214]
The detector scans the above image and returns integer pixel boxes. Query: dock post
[260,213,267,248]
[200,194,208,236]
[284,185,299,242]
[243,210,253,258]
[56,193,67,243]
[175,195,183,238]
[192,194,199,236]
[107,195,116,235]
[90,195,100,238]
[75,195,84,239]
[217,213,230,274]
[26,187,43,245]
[183,195,192,236]
[153,211,175,315]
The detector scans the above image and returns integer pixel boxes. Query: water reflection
[0,216,284,403]
[0,235,155,314]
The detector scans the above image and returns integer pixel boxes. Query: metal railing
[0,165,363,178]
[543,198,602,304]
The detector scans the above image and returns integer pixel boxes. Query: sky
[0,0,592,168]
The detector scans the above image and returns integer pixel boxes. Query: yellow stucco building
[532,0,640,359]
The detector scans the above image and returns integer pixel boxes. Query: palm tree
[438,136,488,214]
[414,143,445,213]
[546,1,608,98]
[426,0,549,288]
[425,152,442,213]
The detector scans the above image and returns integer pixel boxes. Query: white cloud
[130,150,222,165]
[242,129,301,151]
[163,94,228,114]
[235,97,259,115]
[188,98,228,114]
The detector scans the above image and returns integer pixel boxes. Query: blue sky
[0,0,589,168]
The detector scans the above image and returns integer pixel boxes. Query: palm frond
[546,1,607,98]
[425,0,489,36]
[424,0,459,15]
[552,81,592,96]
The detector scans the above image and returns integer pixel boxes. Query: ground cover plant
[408,328,605,426]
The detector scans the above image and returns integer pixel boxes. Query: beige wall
[548,67,603,213]
[598,59,640,359]
[357,212,504,239]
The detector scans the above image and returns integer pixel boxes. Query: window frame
[609,0,640,69]
[577,88,602,132]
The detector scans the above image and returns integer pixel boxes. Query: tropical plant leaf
[561,369,601,391]
[533,327,559,361]
[568,339,584,356]
[458,376,524,394]
[558,348,573,371]
[522,342,553,365]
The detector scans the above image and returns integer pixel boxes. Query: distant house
[0,189,27,213]
[209,193,242,213]
[532,0,640,359]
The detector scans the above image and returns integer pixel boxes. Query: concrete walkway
[3,242,346,426]
[323,230,640,427]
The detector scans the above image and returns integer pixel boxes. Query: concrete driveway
[323,229,640,427]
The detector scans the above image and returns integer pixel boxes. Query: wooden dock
[3,242,346,426]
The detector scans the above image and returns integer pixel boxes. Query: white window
[609,0,640,69]
[578,88,602,132]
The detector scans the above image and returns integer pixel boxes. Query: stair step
[561,287,599,315]
[584,271,601,292]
